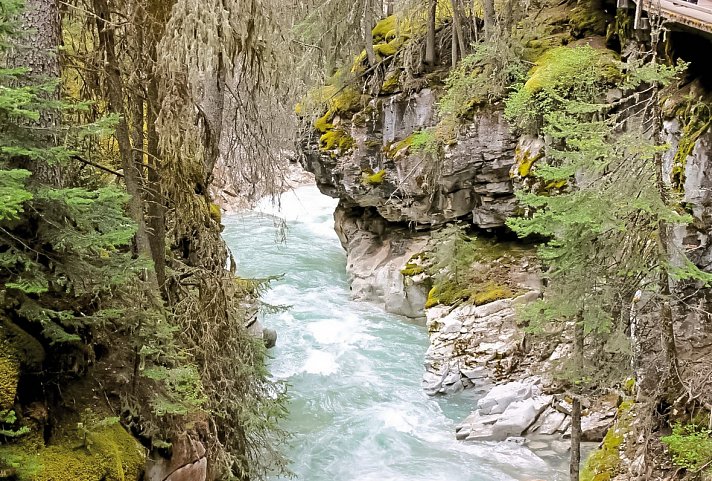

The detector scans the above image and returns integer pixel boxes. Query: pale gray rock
[489,395,552,440]
[533,409,567,436]
[477,381,539,415]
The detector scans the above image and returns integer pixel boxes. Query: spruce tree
[504,45,704,480]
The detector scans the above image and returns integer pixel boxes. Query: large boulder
[477,381,540,415]
[145,434,207,481]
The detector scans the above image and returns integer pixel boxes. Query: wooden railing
[628,0,712,34]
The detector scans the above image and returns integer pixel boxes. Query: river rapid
[222,185,568,481]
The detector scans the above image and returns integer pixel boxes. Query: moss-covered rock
[581,400,634,481]
[0,423,145,481]
[320,129,354,153]
[524,44,619,94]
[361,169,386,185]
[671,100,711,191]
[0,348,19,411]
[0,325,21,411]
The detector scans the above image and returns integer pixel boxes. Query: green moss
[401,252,429,277]
[314,111,334,133]
[514,146,543,178]
[425,281,512,308]
[401,265,425,276]
[381,71,401,94]
[351,50,368,74]
[570,0,610,37]
[374,38,403,58]
[320,129,354,153]
[209,203,221,224]
[329,87,362,114]
[606,9,632,47]
[0,329,20,410]
[385,134,415,159]
[0,354,19,411]
[361,169,386,185]
[671,103,711,191]
[524,46,619,94]
[581,401,634,481]
[0,423,145,481]
[372,15,398,42]
[472,283,513,306]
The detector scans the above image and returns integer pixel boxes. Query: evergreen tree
[504,45,706,480]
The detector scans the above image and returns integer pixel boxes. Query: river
[222,185,568,481]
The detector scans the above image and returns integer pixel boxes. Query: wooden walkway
[635,0,712,34]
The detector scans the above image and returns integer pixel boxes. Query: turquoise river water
[222,186,567,481]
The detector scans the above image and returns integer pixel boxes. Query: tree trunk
[451,0,466,60]
[386,0,393,15]
[451,18,457,66]
[8,0,62,185]
[145,0,170,295]
[425,0,437,66]
[570,396,582,481]
[483,0,495,38]
[364,2,377,66]
[650,48,681,385]
[570,312,584,481]
[93,0,157,289]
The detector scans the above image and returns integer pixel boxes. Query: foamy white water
[222,185,567,481]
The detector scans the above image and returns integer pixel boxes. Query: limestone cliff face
[300,85,522,318]
[301,90,519,230]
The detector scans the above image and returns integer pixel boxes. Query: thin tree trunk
[93,0,157,289]
[147,77,167,293]
[451,19,457,66]
[649,46,681,385]
[9,0,62,185]
[483,0,495,38]
[425,0,437,66]
[451,0,466,59]
[570,396,582,481]
[570,313,584,481]
[145,0,170,295]
[386,0,393,15]
[364,2,376,66]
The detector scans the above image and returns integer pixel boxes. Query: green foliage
[423,225,521,308]
[0,169,32,220]
[505,49,697,388]
[439,40,527,118]
[662,424,712,471]
[142,365,206,416]
[505,46,620,133]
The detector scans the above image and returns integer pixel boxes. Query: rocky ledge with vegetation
[299,0,712,479]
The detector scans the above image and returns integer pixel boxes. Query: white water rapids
[222,185,569,481]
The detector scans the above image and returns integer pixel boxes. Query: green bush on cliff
[662,423,712,471]
[423,225,521,308]
[505,45,620,133]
